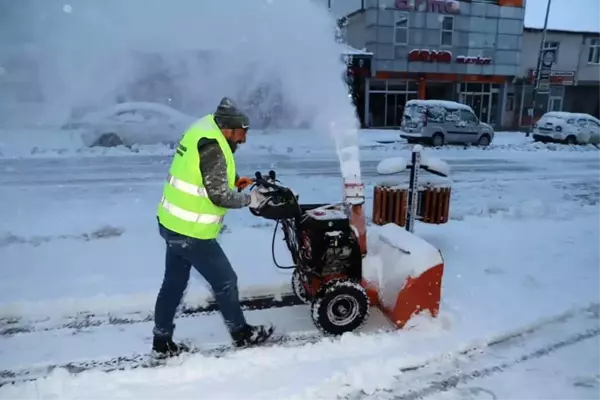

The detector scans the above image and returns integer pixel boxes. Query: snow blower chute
[245,147,446,335]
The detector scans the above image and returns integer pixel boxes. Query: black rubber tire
[310,279,370,335]
[91,132,123,148]
[565,135,577,145]
[477,134,491,147]
[431,133,444,147]
[291,269,310,304]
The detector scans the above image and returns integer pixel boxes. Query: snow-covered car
[532,112,600,145]
[61,102,196,147]
[399,99,495,147]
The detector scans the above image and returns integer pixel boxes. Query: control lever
[268,170,276,180]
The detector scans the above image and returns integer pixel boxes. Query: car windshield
[403,105,424,121]
[543,114,575,125]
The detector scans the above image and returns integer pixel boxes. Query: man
[153,97,274,357]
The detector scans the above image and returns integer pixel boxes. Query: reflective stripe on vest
[167,174,208,197]
[160,197,224,225]
[156,114,236,240]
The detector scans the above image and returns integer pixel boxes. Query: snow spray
[2,0,362,182]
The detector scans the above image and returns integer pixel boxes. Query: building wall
[345,11,368,49]
[520,30,600,82]
[577,35,600,82]
[514,29,600,126]
[520,30,580,76]
[361,0,524,76]
[344,2,600,128]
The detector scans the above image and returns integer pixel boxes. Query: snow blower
[246,151,446,335]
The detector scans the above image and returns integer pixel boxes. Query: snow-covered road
[0,134,598,398]
[1,148,598,186]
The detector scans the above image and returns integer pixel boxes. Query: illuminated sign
[408,49,453,63]
[395,0,460,14]
[408,50,493,65]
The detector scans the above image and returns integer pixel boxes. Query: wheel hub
[327,294,359,326]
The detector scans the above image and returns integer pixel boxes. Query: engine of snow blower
[248,170,370,335]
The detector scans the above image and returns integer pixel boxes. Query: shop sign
[396,0,460,14]
[529,69,575,86]
[408,49,452,63]
[456,55,493,65]
[408,49,493,65]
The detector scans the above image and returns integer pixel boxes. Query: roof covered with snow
[341,43,373,56]
[405,99,474,111]
[524,0,600,34]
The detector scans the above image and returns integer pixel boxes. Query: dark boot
[231,324,275,348]
[152,335,190,357]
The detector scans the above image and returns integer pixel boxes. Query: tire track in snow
[350,303,600,400]
[395,329,599,400]
[0,293,303,336]
[1,303,597,389]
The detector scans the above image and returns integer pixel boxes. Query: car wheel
[477,134,491,147]
[564,135,577,145]
[91,132,124,148]
[431,133,444,147]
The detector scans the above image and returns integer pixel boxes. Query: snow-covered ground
[0,129,598,399]
[2,127,599,159]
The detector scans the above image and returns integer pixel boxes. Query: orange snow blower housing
[344,181,445,330]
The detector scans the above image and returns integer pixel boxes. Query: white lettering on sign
[456,56,492,65]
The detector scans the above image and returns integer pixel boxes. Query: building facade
[512,29,600,129]
[345,0,526,129]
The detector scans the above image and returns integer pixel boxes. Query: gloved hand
[249,189,268,209]
[235,176,254,191]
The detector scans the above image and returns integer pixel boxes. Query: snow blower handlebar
[244,170,303,271]
[245,170,301,220]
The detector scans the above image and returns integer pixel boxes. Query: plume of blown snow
[1,0,361,180]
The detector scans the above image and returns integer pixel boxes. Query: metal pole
[406,146,421,233]
[526,0,552,137]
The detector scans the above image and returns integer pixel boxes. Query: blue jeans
[153,224,247,338]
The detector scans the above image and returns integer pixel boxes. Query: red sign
[408,49,453,63]
[408,50,493,65]
[396,0,460,14]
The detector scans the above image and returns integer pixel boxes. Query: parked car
[532,111,600,145]
[399,99,494,147]
[61,102,195,147]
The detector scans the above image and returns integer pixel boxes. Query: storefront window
[388,80,408,91]
[369,93,386,127]
[386,94,397,126]
[367,79,418,127]
[370,79,386,91]
[458,83,501,125]
[519,85,567,126]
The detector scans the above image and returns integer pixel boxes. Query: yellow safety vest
[157,114,236,239]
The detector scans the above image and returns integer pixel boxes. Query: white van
[400,99,495,147]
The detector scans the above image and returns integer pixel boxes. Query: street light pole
[526,0,552,137]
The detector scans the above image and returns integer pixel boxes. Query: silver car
[61,102,195,147]
[400,99,495,147]
[532,111,600,145]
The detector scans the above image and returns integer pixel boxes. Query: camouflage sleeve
[198,141,251,209]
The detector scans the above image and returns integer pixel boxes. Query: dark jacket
[197,137,250,209]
